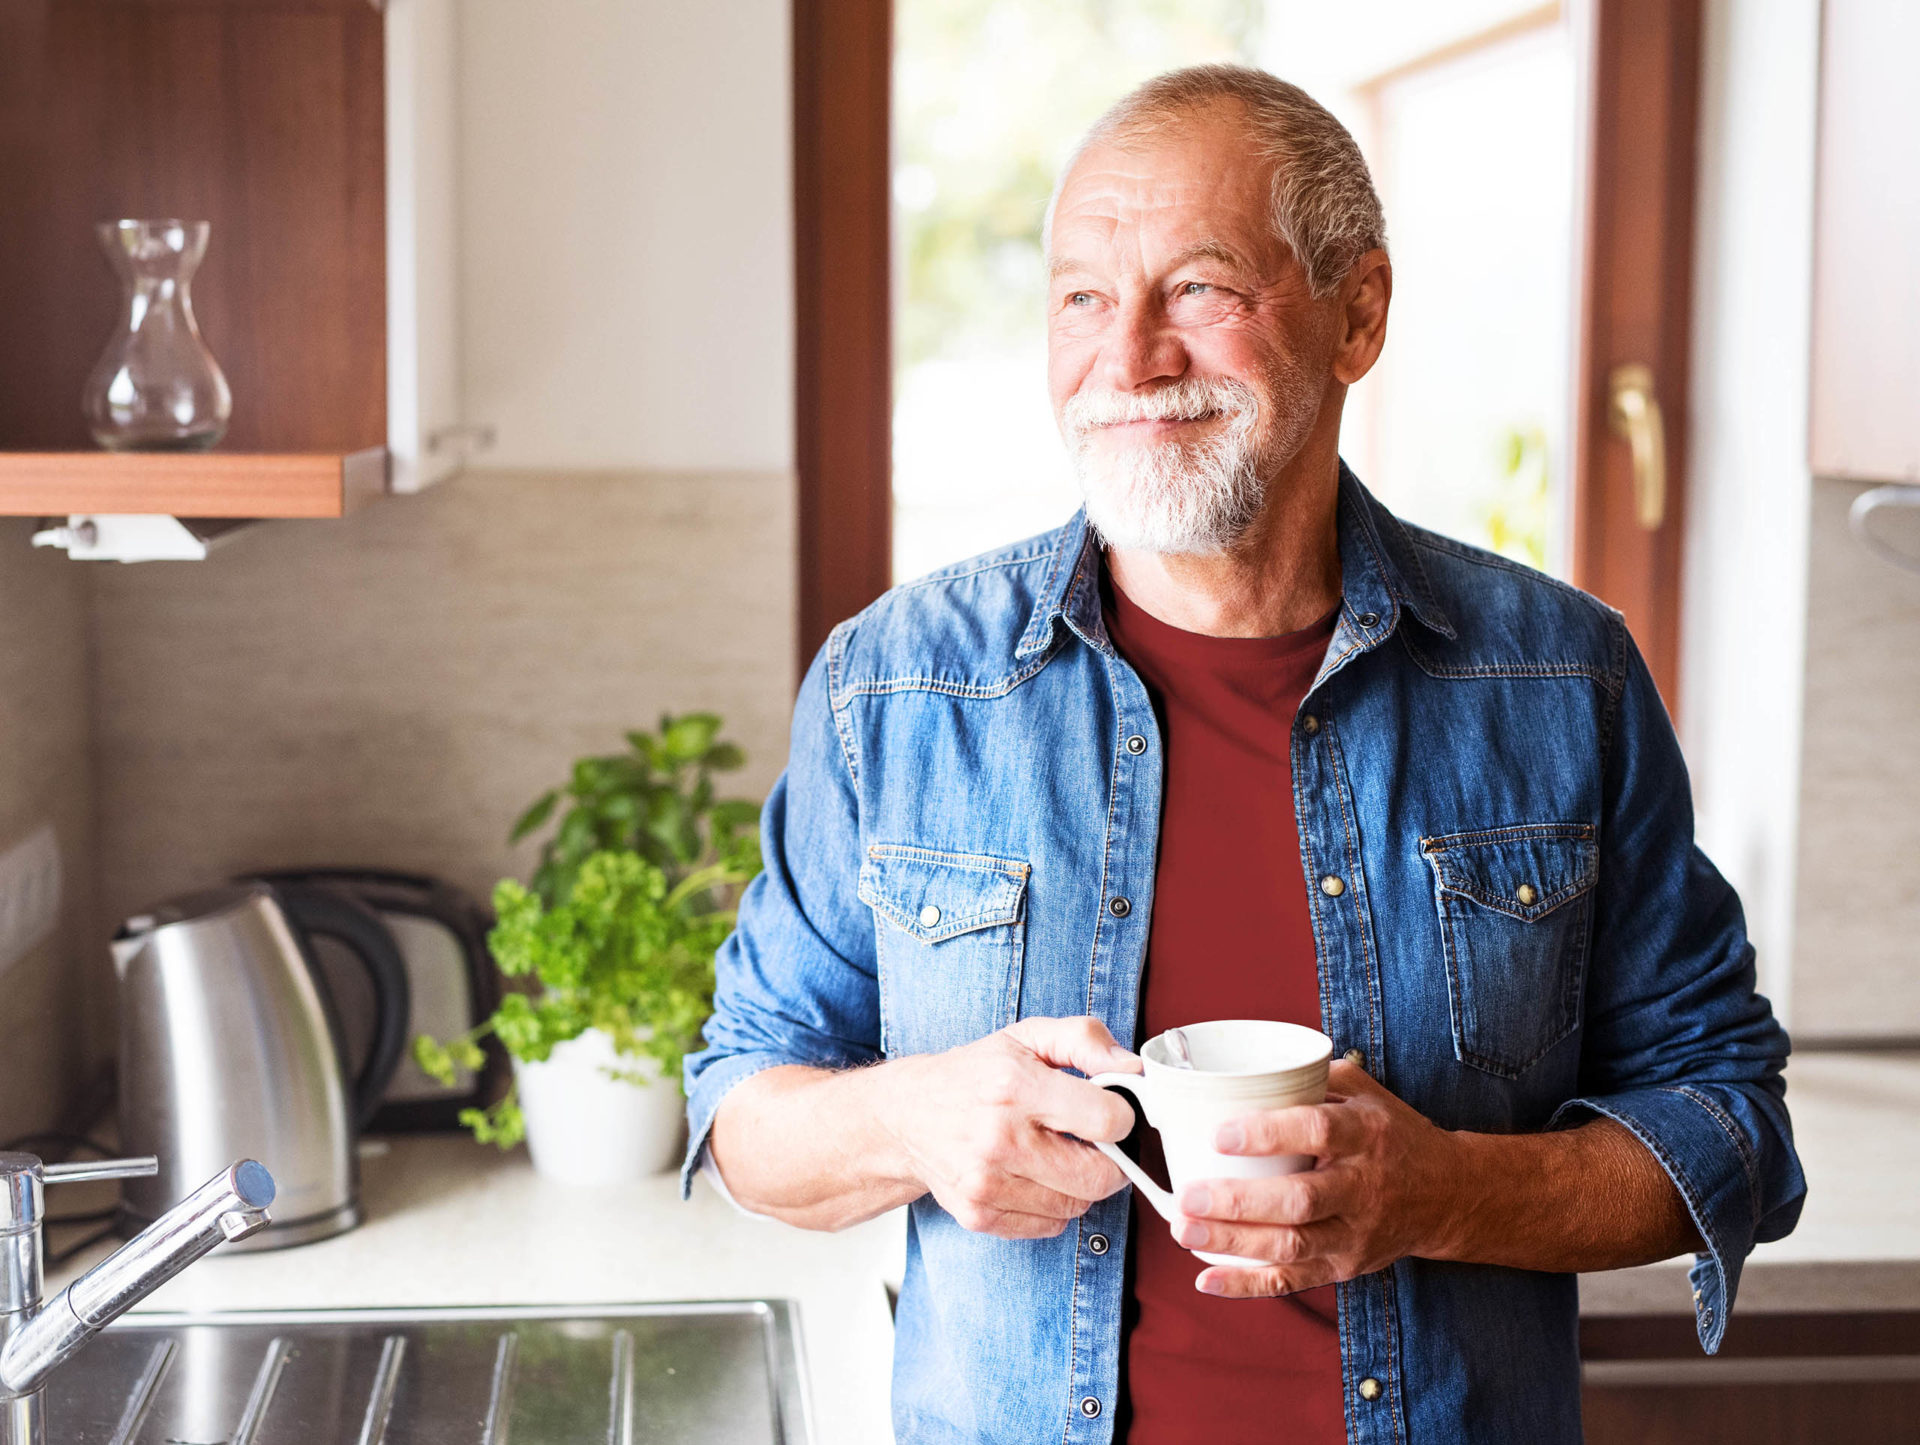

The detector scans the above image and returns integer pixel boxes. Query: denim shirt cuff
[1550,1085,1764,1353]
[679,1051,802,1201]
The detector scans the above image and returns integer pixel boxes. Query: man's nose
[1097,293,1187,392]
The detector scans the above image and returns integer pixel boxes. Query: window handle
[1607,363,1667,530]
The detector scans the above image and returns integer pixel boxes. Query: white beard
[1060,368,1319,556]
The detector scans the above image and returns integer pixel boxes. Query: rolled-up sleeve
[1551,626,1806,1352]
[680,635,880,1198]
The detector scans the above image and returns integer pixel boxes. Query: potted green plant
[414,713,761,1183]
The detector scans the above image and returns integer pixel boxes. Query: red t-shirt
[1103,576,1344,1445]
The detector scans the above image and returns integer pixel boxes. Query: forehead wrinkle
[1166,237,1253,273]
[1049,162,1283,283]
[1046,237,1256,290]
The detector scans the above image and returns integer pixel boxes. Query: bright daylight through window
[891,0,1580,584]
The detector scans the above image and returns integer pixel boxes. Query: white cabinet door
[1809,0,1920,485]
[385,0,487,493]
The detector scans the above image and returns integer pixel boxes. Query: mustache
[1062,376,1260,436]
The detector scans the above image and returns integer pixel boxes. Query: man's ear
[1331,249,1392,386]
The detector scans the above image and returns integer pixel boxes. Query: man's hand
[1166,1059,1703,1297]
[881,1016,1140,1239]
[1169,1059,1459,1297]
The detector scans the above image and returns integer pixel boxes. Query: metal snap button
[1125,734,1148,755]
[1080,1396,1102,1418]
[1088,1233,1110,1256]
[1358,1376,1383,1402]
[1301,714,1320,734]
[1343,1048,1367,1070]
[1320,875,1345,898]
[1356,611,1380,628]
[918,904,941,928]
[1515,883,1539,907]
[1109,896,1131,918]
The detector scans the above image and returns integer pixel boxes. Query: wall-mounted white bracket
[1849,483,1920,574]
[29,515,252,562]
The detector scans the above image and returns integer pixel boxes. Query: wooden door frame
[1570,0,1702,710]
[793,0,1702,701]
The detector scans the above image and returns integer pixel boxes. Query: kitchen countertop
[45,1049,1918,1439]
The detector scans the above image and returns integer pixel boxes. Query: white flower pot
[513,1027,686,1184]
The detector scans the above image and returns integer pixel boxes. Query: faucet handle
[41,1156,159,1186]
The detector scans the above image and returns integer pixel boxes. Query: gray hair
[1044,64,1387,298]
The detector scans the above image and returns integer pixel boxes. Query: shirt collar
[1333,461,1457,644]
[1015,462,1455,662]
[1015,508,1108,658]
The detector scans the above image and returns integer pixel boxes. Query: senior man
[684,65,1804,1443]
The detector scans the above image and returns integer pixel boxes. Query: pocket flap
[1420,823,1597,922]
[858,845,1030,942]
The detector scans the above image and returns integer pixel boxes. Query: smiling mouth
[1093,410,1222,432]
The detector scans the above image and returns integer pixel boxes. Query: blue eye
[1182,281,1211,296]
[1068,292,1093,306]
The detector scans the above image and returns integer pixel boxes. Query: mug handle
[1085,1072,1177,1223]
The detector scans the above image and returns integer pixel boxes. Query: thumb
[1008,1015,1140,1077]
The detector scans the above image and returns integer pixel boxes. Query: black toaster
[238,867,509,1131]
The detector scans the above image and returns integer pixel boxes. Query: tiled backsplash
[1792,476,1920,1037]
[0,521,105,1142]
[87,468,797,933]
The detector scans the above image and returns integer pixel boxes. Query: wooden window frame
[794,0,1701,704]
[1571,0,1701,711]
[794,0,893,670]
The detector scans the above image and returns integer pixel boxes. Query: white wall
[1678,0,1822,1018]
[458,0,794,472]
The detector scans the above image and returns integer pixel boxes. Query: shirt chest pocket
[858,845,1030,1058]
[1420,823,1598,1079]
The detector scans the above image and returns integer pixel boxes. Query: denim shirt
[683,467,1805,1443]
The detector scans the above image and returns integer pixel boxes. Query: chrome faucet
[0,1151,273,1445]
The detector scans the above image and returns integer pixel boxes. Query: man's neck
[1104,455,1344,638]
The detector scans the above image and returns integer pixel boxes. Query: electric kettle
[112,881,410,1250]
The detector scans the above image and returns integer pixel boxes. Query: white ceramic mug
[1088,1019,1333,1267]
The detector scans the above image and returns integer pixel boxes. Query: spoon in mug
[1166,1027,1195,1069]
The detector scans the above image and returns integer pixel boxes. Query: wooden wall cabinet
[0,0,465,524]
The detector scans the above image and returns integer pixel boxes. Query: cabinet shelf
[0,448,387,519]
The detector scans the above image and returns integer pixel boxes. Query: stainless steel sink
[36,1302,810,1444]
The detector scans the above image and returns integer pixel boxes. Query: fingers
[917,1018,1144,1241]
[1215,1100,1353,1160]
[961,1031,1134,1143]
[1193,1258,1341,1298]
[1014,1126,1130,1201]
[931,1121,1121,1233]
[1171,1213,1344,1269]
[936,1136,1111,1236]
[1176,1169,1341,1228]
[1007,1015,1140,1078]
[949,1201,1083,1239]
[951,1167,1091,1222]
[1026,1067,1139,1144]
[1324,1057,1383,1099]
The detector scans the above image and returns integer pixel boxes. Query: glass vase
[83,219,233,451]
